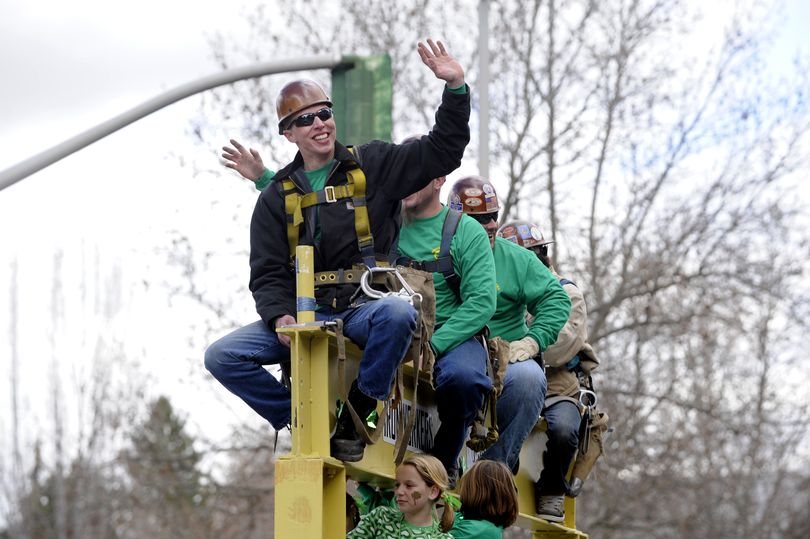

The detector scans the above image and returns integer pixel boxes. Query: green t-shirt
[487,236,571,350]
[254,162,332,240]
[397,205,497,355]
[347,506,453,539]
[450,513,503,539]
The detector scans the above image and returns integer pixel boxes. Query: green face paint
[411,491,422,502]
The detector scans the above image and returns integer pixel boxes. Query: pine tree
[120,396,211,538]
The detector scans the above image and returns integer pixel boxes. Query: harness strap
[346,158,375,267]
[282,178,303,261]
[316,262,393,296]
[314,269,364,286]
[543,395,580,410]
[300,184,354,208]
[437,209,462,296]
[406,256,454,274]
[282,147,377,267]
[335,319,389,446]
[392,294,425,465]
[397,209,462,297]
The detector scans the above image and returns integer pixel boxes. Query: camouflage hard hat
[276,79,332,134]
[497,220,554,249]
[447,175,500,214]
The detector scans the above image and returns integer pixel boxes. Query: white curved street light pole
[0,54,343,193]
[478,0,490,179]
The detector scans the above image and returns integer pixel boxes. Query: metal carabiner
[359,266,421,305]
[579,388,598,408]
[359,268,387,300]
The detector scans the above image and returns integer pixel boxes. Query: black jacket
[249,86,471,329]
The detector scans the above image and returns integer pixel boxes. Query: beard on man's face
[401,204,417,225]
[401,192,426,224]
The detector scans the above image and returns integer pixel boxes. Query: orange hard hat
[497,220,554,249]
[276,79,332,134]
[447,175,500,214]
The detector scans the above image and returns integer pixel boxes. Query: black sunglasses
[470,212,499,224]
[290,107,333,129]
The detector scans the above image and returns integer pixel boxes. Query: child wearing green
[451,460,519,539]
[348,455,455,538]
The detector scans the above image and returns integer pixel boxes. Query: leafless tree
[487,0,810,536]
[3,258,30,539]
[49,252,68,539]
[1,247,146,539]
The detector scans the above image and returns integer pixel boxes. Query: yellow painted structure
[276,246,588,538]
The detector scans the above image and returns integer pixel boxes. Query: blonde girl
[348,454,454,538]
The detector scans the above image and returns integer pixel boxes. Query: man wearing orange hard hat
[447,177,571,480]
[497,220,603,522]
[206,39,471,464]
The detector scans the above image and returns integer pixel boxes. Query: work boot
[331,382,376,462]
[536,493,565,523]
[446,464,460,490]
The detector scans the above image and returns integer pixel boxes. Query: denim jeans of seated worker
[480,359,547,470]
[429,337,492,473]
[537,400,581,495]
[204,296,417,430]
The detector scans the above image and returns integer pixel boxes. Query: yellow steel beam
[276,246,588,538]
[276,246,347,538]
[276,321,347,538]
[275,457,346,538]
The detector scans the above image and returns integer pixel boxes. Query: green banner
[331,54,392,144]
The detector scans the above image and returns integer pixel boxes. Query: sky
[0,0,274,467]
[1,0,809,479]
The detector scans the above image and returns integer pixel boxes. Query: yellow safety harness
[281,147,377,269]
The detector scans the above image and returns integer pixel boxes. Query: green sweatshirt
[450,513,503,538]
[254,168,274,191]
[487,236,571,350]
[398,205,497,355]
[347,506,452,538]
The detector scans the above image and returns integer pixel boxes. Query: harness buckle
[324,185,337,203]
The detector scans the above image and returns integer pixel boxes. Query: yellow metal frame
[275,246,588,538]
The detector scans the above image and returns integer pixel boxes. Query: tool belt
[314,258,393,288]
[312,261,392,309]
[314,268,365,287]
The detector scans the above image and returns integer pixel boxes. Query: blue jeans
[204,297,417,430]
[430,337,492,471]
[481,359,546,470]
[537,400,581,495]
